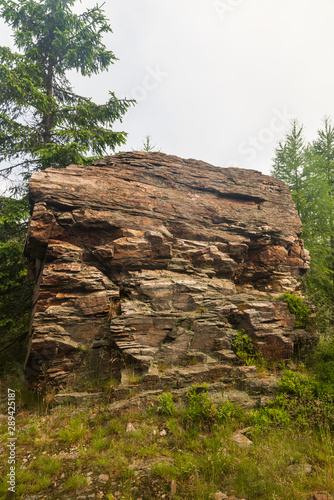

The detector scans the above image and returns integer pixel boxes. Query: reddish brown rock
[24,152,311,389]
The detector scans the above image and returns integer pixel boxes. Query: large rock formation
[24,152,311,390]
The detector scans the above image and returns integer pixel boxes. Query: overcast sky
[1,0,334,188]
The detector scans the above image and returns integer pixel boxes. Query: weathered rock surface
[24,152,311,389]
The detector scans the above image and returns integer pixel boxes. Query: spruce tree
[271,119,305,217]
[0,0,133,184]
[272,117,334,333]
[0,0,134,369]
[303,118,334,328]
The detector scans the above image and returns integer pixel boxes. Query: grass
[57,413,89,444]
[1,354,334,499]
[65,473,88,491]
[31,455,61,475]
[0,381,333,500]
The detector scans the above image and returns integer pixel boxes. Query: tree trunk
[43,57,54,145]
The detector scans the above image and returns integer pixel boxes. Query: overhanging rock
[24,152,311,390]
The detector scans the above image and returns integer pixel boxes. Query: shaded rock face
[24,152,310,389]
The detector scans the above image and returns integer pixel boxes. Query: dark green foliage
[278,293,311,328]
[232,330,257,360]
[0,0,134,182]
[311,336,334,396]
[272,119,305,217]
[272,117,334,334]
[0,196,33,374]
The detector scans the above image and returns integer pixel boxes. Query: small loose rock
[231,432,253,448]
[287,463,312,475]
[214,492,228,500]
[126,422,137,433]
[98,473,109,483]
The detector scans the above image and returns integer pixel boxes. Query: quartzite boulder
[24,152,311,389]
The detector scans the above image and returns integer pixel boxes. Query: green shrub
[232,330,267,369]
[284,393,334,429]
[278,370,315,398]
[232,331,256,359]
[242,369,334,433]
[311,336,334,396]
[184,384,216,427]
[216,400,245,422]
[259,370,334,431]
[278,292,311,328]
[248,406,291,431]
[157,392,176,416]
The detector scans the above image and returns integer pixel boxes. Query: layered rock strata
[24,152,310,389]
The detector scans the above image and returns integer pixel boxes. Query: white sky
[1,0,334,192]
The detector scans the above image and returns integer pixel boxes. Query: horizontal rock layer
[24,152,311,389]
